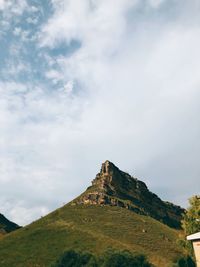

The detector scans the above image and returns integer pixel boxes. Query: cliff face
[0,214,20,234]
[73,160,184,229]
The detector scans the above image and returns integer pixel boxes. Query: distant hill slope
[0,161,185,267]
[73,160,184,229]
[0,214,20,235]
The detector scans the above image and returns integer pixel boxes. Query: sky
[0,0,200,226]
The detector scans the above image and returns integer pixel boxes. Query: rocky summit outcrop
[72,160,184,229]
[0,214,20,234]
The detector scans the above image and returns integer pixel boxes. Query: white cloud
[1,0,200,225]
[0,0,9,10]
[0,0,28,36]
[30,5,39,13]
[40,0,138,48]
[26,17,39,25]
[13,27,22,36]
[0,0,27,15]
[63,81,74,94]
[39,0,200,205]
[148,0,165,8]
[1,199,49,226]
[13,27,31,41]
[0,81,86,225]
[45,69,64,84]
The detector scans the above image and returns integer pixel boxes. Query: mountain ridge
[0,213,20,235]
[72,160,184,229]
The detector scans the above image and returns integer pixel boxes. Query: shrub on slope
[52,249,153,267]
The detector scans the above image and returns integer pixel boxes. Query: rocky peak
[72,161,184,229]
[100,160,117,175]
[91,161,147,196]
[92,161,121,191]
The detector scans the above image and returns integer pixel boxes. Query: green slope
[0,204,183,267]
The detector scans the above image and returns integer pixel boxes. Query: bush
[173,255,196,267]
[100,249,152,267]
[51,250,98,267]
[52,249,153,267]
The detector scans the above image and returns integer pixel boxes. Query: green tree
[99,249,152,267]
[52,249,153,267]
[182,195,200,235]
[173,256,195,267]
[180,195,200,254]
[51,250,98,267]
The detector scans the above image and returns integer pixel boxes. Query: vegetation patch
[51,249,153,267]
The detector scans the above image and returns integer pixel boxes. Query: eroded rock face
[73,160,184,229]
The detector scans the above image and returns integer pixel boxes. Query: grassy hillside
[0,204,183,267]
[0,233,5,239]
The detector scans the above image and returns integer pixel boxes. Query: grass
[0,204,184,267]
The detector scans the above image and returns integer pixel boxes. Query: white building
[187,232,200,267]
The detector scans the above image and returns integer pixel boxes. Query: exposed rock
[72,160,185,229]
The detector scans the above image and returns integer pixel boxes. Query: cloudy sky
[0,0,200,226]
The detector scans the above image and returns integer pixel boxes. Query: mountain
[73,160,184,229]
[0,161,185,267]
[0,213,20,235]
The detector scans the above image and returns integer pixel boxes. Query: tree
[97,249,153,267]
[51,250,98,267]
[52,249,153,267]
[173,256,196,267]
[180,195,200,254]
[182,195,200,235]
